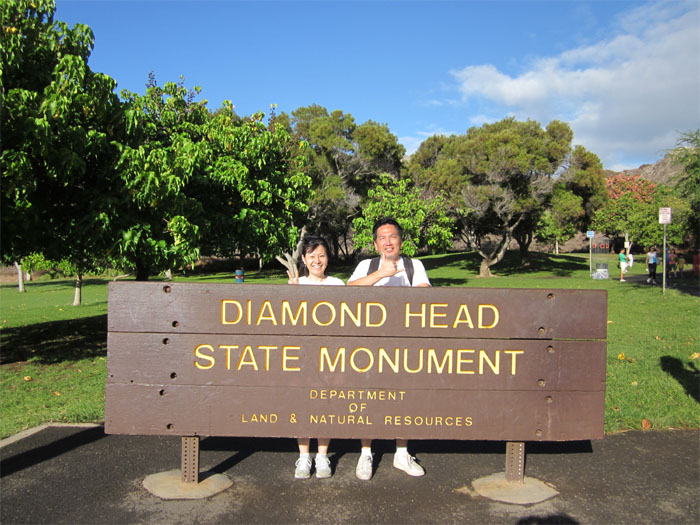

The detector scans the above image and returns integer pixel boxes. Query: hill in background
[605,153,684,186]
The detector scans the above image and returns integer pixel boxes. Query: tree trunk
[555,239,560,254]
[470,228,514,278]
[514,230,533,267]
[135,262,150,281]
[72,273,82,306]
[15,262,25,293]
[479,258,493,277]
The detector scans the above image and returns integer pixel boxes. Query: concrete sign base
[472,472,558,505]
[143,469,232,500]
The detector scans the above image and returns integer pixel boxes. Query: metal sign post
[659,208,672,295]
[587,231,595,277]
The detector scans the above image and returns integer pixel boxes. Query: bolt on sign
[105,283,607,442]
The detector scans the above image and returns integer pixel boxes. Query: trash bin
[235,269,244,283]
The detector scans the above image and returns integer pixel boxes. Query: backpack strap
[367,256,414,285]
[401,255,414,286]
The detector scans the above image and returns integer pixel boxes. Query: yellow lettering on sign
[478,304,499,329]
[219,344,238,370]
[256,300,277,325]
[237,345,258,370]
[430,303,448,328]
[405,302,426,328]
[452,304,474,328]
[221,300,242,325]
[319,347,345,372]
[403,348,423,373]
[457,349,476,374]
[281,301,307,326]
[194,344,215,369]
[479,349,500,374]
[366,302,386,327]
[428,348,453,373]
[258,345,276,371]
[505,349,524,374]
[340,302,361,327]
[378,347,400,373]
[350,347,374,373]
[282,345,301,371]
[311,301,336,326]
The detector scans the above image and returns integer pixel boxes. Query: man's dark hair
[372,218,404,241]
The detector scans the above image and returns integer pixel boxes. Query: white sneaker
[315,455,331,478]
[294,457,312,479]
[393,453,425,476]
[355,454,373,480]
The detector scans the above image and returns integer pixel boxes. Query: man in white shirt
[348,218,430,480]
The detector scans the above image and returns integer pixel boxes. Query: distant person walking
[677,253,686,278]
[646,247,658,284]
[669,249,678,279]
[618,249,628,282]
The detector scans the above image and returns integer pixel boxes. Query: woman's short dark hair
[372,218,404,241]
[299,235,330,276]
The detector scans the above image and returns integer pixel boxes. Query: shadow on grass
[660,356,699,403]
[422,250,588,277]
[0,314,107,365]
[0,277,111,291]
[614,273,699,297]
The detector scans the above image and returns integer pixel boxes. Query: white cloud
[400,127,460,156]
[449,0,700,169]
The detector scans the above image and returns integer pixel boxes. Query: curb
[0,422,103,449]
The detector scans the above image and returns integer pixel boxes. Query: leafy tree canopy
[592,173,691,249]
[1,0,122,302]
[671,129,700,247]
[114,80,312,280]
[352,175,453,257]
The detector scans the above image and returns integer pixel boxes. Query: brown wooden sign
[105,282,607,441]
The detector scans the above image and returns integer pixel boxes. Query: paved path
[1,425,698,524]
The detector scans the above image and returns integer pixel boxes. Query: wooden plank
[105,384,605,441]
[107,332,606,392]
[105,282,607,442]
[108,282,607,340]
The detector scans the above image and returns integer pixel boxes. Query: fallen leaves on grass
[641,418,652,430]
[617,353,625,360]
[690,353,700,360]
[24,376,32,381]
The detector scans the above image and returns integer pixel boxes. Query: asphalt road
[1,425,698,524]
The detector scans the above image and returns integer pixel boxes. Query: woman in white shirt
[287,235,344,478]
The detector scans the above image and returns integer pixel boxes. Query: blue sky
[56,0,699,171]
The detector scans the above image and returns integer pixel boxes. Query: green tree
[1,0,122,302]
[411,118,573,276]
[592,174,690,250]
[288,105,405,258]
[114,81,312,280]
[671,129,700,248]
[560,145,608,229]
[352,175,453,257]
[535,186,584,253]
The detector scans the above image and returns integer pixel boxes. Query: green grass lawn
[1,252,698,439]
